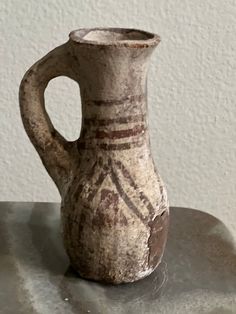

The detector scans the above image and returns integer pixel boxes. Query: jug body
[62,146,168,283]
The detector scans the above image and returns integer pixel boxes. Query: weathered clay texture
[19,28,169,284]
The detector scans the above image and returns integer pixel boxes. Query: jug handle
[19,43,76,195]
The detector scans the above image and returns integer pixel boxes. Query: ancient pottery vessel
[19,28,169,284]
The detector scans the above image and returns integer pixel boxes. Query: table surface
[0,202,235,314]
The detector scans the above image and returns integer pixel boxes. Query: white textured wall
[1,1,235,234]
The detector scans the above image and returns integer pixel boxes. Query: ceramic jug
[19,28,169,284]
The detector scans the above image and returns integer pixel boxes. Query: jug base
[69,258,162,285]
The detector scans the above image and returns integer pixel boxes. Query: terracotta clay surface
[19,28,169,284]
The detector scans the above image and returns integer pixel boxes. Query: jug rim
[69,27,160,48]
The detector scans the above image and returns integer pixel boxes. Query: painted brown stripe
[83,114,146,127]
[94,125,146,140]
[87,171,108,202]
[110,166,147,226]
[114,160,156,216]
[85,94,146,106]
[77,140,144,151]
[73,183,84,203]
[87,160,98,179]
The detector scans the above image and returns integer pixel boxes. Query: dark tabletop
[0,202,235,314]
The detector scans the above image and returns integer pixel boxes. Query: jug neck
[67,28,160,151]
[78,94,148,151]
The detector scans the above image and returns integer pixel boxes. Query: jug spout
[68,28,160,102]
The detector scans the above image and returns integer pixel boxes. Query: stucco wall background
[0,0,235,235]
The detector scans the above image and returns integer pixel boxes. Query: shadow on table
[3,204,235,312]
[73,208,235,292]
[28,205,236,287]
[59,207,236,313]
